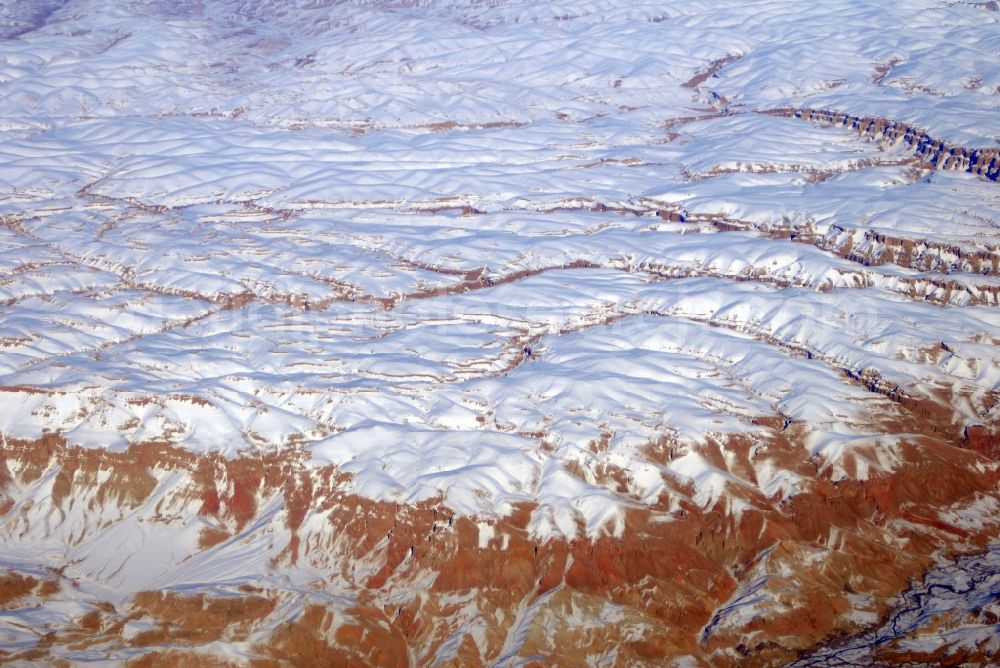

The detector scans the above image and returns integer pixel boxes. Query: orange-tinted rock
[964,424,1000,459]
[0,571,37,608]
[1,376,999,667]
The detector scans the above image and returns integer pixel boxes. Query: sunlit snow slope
[0,0,999,665]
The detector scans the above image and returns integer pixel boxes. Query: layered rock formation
[1,412,999,666]
[784,108,1000,181]
[1,0,999,665]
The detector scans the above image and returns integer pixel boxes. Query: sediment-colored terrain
[1,0,999,665]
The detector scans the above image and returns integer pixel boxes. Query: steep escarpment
[777,108,1000,182]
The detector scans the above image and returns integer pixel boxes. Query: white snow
[0,0,998,544]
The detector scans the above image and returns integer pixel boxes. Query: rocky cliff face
[786,108,1000,182]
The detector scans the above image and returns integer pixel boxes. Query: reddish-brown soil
[0,381,998,666]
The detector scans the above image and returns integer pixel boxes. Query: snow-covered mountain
[1,0,999,665]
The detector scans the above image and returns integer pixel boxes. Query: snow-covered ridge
[1,0,999,533]
[0,0,999,664]
[781,108,1000,181]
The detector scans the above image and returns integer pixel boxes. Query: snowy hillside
[0,0,999,665]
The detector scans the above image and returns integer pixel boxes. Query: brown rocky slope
[1,391,998,666]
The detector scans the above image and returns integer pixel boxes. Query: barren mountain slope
[0,0,999,665]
